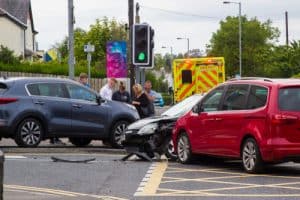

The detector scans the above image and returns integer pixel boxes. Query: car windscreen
[162,95,202,117]
[278,87,300,111]
[0,83,7,95]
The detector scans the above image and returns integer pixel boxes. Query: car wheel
[177,132,193,164]
[15,118,43,147]
[165,138,178,161]
[242,138,263,173]
[110,120,129,148]
[69,138,92,147]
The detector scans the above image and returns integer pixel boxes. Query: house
[0,0,38,59]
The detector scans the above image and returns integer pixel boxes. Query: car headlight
[137,123,158,135]
[124,103,137,111]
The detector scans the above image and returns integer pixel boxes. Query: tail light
[0,98,18,105]
[271,114,299,125]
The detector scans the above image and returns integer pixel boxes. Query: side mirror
[96,96,103,105]
[192,104,204,114]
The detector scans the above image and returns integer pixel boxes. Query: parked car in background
[154,92,164,107]
[122,94,203,160]
[0,77,139,147]
[173,78,300,173]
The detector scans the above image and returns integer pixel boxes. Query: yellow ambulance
[173,57,225,103]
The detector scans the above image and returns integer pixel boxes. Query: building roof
[0,0,37,33]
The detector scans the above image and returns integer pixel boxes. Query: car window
[247,85,268,109]
[201,86,224,112]
[0,83,7,94]
[67,84,97,102]
[278,87,300,111]
[222,84,249,110]
[27,83,66,98]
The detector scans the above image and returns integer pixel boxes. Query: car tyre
[177,132,193,164]
[15,118,43,147]
[165,138,178,161]
[242,138,264,173]
[110,120,129,148]
[69,137,92,147]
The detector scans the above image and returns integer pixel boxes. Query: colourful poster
[106,41,127,78]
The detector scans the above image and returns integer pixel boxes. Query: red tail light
[271,114,299,125]
[0,98,18,104]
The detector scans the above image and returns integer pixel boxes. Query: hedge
[0,61,106,78]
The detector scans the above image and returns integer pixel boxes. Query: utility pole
[128,0,135,92]
[285,11,289,46]
[68,0,75,79]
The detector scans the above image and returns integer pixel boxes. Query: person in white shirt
[99,78,117,100]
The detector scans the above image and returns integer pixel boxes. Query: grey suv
[0,77,139,147]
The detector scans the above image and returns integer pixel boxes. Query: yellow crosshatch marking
[4,185,129,200]
[135,162,300,197]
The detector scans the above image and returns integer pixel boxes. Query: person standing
[112,81,131,103]
[99,78,117,100]
[143,80,156,116]
[132,84,151,119]
[79,72,90,88]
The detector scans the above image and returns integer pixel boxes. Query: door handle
[205,118,216,121]
[72,104,82,108]
[34,100,44,105]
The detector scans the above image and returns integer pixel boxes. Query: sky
[31,0,300,55]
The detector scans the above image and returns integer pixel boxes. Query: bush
[0,61,106,78]
[162,93,173,105]
[0,45,20,65]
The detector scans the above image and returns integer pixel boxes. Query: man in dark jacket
[112,81,131,103]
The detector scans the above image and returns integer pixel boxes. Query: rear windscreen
[0,83,7,94]
[279,87,300,111]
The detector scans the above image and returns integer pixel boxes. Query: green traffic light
[138,52,146,61]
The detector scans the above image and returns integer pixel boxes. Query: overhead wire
[140,5,221,20]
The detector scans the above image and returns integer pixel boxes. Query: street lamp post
[223,1,242,77]
[176,37,190,58]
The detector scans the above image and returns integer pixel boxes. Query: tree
[53,17,127,68]
[0,45,19,64]
[207,16,280,77]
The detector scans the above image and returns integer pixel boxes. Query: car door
[188,86,225,153]
[212,84,250,157]
[66,83,108,136]
[27,82,72,135]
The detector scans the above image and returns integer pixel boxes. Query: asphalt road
[3,151,300,200]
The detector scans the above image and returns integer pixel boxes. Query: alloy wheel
[242,138,263,173]
[177,134,191,163]
[16,118,43,147]
[112,121,128,147]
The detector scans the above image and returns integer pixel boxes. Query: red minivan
[173,78,300,173]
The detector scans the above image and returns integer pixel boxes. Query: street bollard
[0,150,3,200]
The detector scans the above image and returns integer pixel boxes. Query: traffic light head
[133,24,150,65]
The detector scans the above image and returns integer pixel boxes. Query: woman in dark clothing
[112,81,131,103]
[132,84,151,118]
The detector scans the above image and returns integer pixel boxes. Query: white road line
[5,155,27,159]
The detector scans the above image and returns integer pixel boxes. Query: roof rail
[227,77,273,82]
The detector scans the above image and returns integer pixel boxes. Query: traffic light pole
[135,3,146,86]
[128,0,135,92]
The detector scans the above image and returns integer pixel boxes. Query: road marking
[5,155,27,159]
[134,161,168,196]
[4,185,129,200]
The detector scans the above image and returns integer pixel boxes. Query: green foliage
[0,61,106,78]
[0,45,20,65]
[161,93,173,105]
[208,16,280,77]
[145,71,168,93]
[54,17,127,69]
